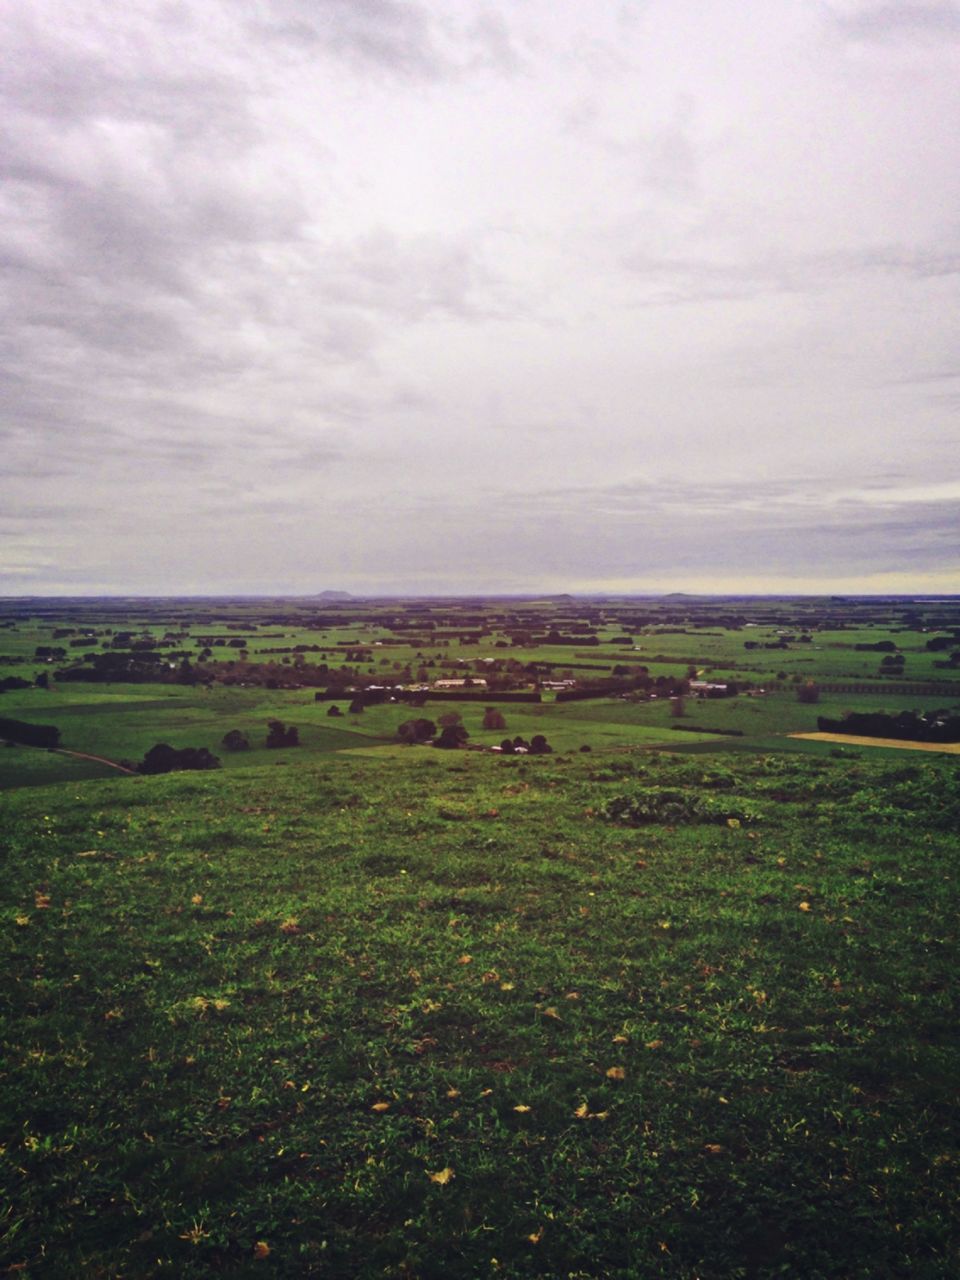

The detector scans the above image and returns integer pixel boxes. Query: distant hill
[306,590,353,601]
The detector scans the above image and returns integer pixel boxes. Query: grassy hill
[2,749,958,1277]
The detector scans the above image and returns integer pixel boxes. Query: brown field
[788,732,960,754]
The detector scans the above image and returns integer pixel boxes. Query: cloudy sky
[2,0,959,596]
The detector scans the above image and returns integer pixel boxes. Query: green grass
[2,749,958,1277]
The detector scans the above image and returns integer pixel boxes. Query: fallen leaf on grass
[574,1102,610,1120]
[704,1143,725,1154]
[427,1167,455,1185]
[612,1034,629,1044]
[645,1039,663,1050]
[253,1241,271,1259]
[446,1088,460,1099]
[279,918,301,934]
[458,954,473,965]
[499,981,515,991]
[513,1104,531,1113]
[543,1006,561,1020]
[191,894,203,906]
[527,1227,544,1244]
[371,1102,391,1113]
[798,901,811,912]
[15,915,30,927]
[34,893,51,910]
[606,1066,626,1081]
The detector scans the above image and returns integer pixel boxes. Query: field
[789,733,960,754]
[1,595,959,1277]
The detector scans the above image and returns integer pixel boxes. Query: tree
[0,717,60,748]
[529,734,552,754]
[435,723,468,749]
[327,704,343,716]
[221,728,250,751]
[796,681,820,704]
[482,707,506,730]
[138,743,220,774]
[397,718,436,744]
[266,720,299,748]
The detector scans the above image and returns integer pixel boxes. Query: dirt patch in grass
[788,732,960,753]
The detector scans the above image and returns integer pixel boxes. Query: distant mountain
[307,590,353,600]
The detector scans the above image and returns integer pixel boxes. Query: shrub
[602,788,760,827]
[221,729,250,751]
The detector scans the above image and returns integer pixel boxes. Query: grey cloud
[620,243,960,304]
[465,9,525,74]
[248,0,442,76]
[833,2,960,41]
[245,0,524,80]
[315,231,498,322]
[485,487,960,580]
[2,1,957,596]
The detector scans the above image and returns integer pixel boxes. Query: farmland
[1,593,959,1277]
[3,592,960,786]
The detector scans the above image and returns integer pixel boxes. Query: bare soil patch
[788,732,960,754]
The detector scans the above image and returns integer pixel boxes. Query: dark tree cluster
[0,676,32,693]
[499,734,552,754]
[817,709,960,743]
[0,717,61,748]
[266,720,300,748]
[137,743,221,774]
[396,718,437,744]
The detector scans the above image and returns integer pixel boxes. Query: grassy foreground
[2,749,958,1278]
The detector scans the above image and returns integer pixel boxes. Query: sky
[2,0,959,597]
